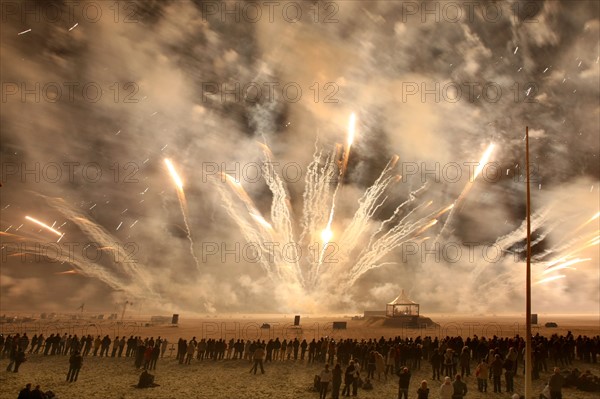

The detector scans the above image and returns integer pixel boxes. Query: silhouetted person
[548,367,565,399]
[417,380,430,399]
[250,345,265,374]
[398,367,411,399]
[319,363,332,399]
[342,360,357,396]
[137,369,155,388]
[13,348,26,372]
[30,385,44,399]
[67,351,83,382]
[17,383,31,399]
[452,374,467,399]
[332,363,343,399]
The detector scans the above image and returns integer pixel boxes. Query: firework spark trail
[315,114,357,280]
[24,216,64,239]
[41,196,157,295]
[494,208,551,251]
[536,274,566,285]
[572,211,600,234]
[260,146,303,286]
[344,201,454,288]
[466,209,550,285]
[164,159,202,271]
[543,257,590,274]
[335,156,400,264]
[534,230,598,264]
[10,233,142,297]
[299,147,338,263]
[219,172,298,283]
[437,143,496,239]
[214,180,278,279]
[219,135,453,293]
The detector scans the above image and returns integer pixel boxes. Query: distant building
[386,290,420,317]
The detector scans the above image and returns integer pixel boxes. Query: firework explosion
[2,111,597,313]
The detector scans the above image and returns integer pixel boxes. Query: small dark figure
[13,348,26,372]
[398,367,411,399]
[17,383,31,399]
[67,351,83,382]
[548,367,565,399]
[30,385,44,399]
[452,374,468,399]
[250,345,265,374]
[137,369,156,388]
[417,380,430,399]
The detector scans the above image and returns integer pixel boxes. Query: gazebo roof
[387,290,418,306]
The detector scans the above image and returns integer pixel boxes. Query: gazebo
[386,290,419,317]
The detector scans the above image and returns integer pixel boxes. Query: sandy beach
[1,314,598,399]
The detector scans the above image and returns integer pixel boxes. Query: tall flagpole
[525,126,533,399]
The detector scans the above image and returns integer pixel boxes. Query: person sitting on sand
[137,369,156,388]
[17,383,31,399]
[30,385,45,399]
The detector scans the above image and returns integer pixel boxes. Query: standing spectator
[417,380,430,399]
[118,336,126,357]
[342,360,356,397]
[476,359,489,392]
[29,334,38,354]
[332,363,343,399]
[548,367,565,399]
[398,367,411,399]
[144,345,153,369]
[150,344,160,370]
[185,339,196,365]
[387,346,397,378]
[161,338,168,358]
[111,337,120,357]
[320,363,332,399]
[505,356,515,393]
[491,354,504,393]
[67,350,83,382]
[459,347,471,377]
[439,376,453,399]
[443,349,453,377]
[250,344,265,374]
[34,334,44,354]
[301,339,308,360]
[13,348,27,373]
[430,349,442,380]
[452,374,467,399]
[6,341,17,371]
[93,336,101,356]
[367,351,376,378]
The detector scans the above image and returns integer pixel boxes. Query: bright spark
[321,228,333,243]
[536,275,566,285]
[544,258,591,274]
[347,113,356,148]
[25,216,63,237]
[250,213,273,230]
[164,159,184,189]
[472,143,495,181]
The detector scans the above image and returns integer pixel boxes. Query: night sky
[1,0,598,315]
